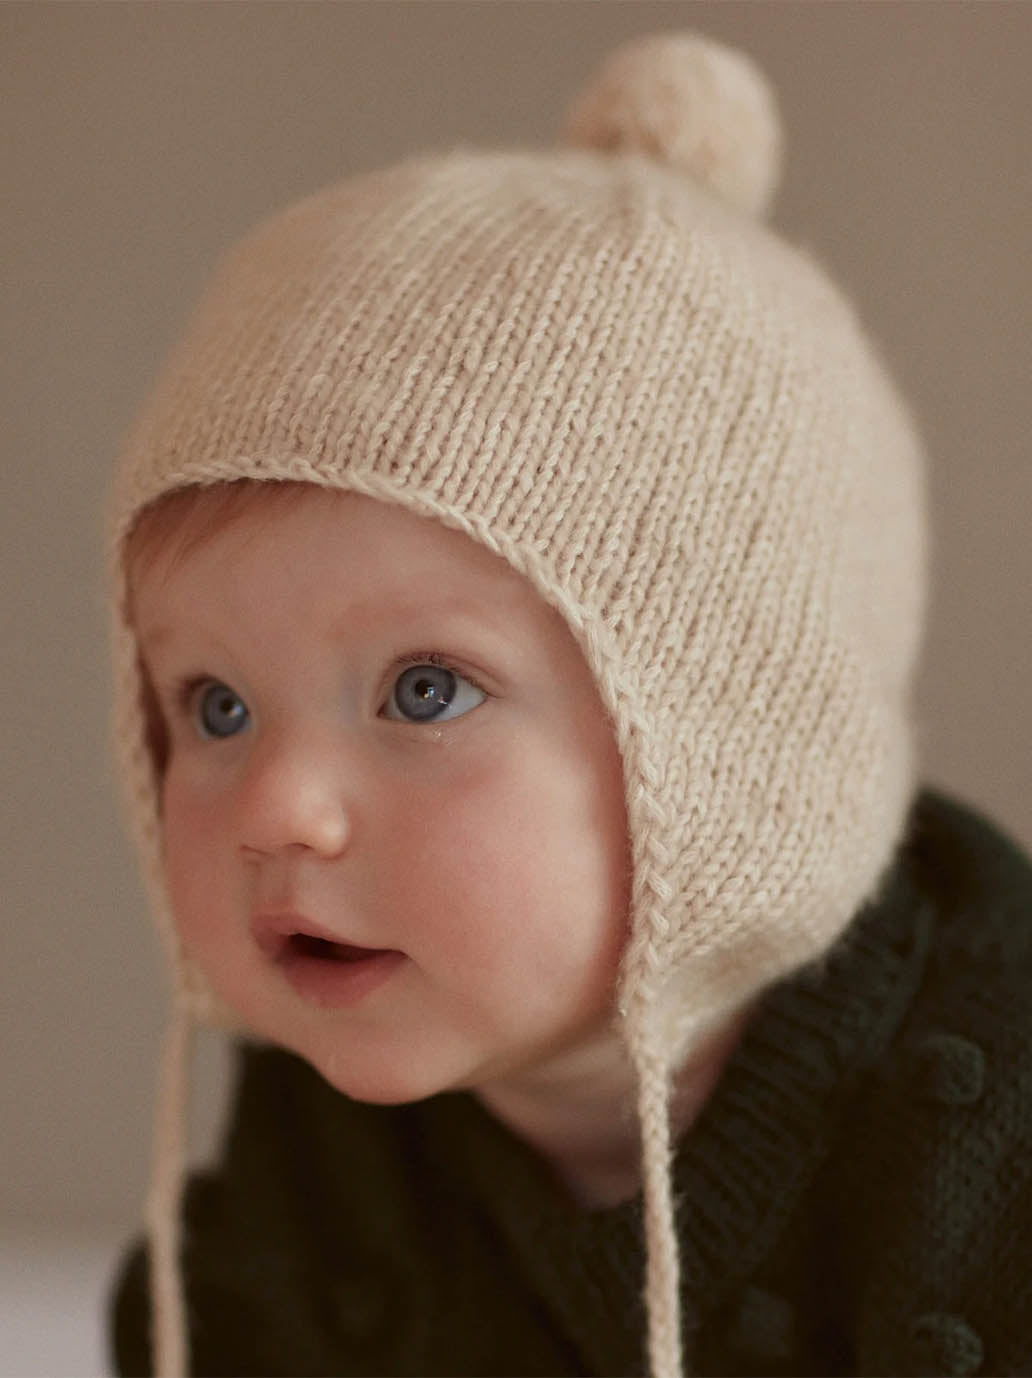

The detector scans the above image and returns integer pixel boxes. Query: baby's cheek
[160,788,226,948]
[388,747,602,971]
[384,762,527,925]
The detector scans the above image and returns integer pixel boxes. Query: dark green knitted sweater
[109,787,1032,1377]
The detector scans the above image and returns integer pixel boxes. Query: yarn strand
[144,993,194,1378]
[634,1037,685,1378]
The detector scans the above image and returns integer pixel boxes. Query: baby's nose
[236,736,351,859]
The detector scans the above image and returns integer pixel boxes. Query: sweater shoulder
[826,786,1032,1376]
[907,784,1032,961]
[872,784,1032,1123]
[902,785,1032,1050]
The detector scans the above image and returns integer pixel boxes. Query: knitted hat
[107,31,929,1378]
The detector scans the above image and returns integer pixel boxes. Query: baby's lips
[251,909,373,962]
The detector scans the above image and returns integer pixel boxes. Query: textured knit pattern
[105,32,930,1378]
[109,788,1032,1377]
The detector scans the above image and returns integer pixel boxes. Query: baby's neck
[476,1034,641,1208]
[475,1005,755,1211]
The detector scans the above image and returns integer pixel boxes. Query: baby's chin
[280,1028,486,1108]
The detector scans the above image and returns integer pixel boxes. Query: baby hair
[126,480,313,592]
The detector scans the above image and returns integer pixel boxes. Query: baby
[106,31,1032,1378]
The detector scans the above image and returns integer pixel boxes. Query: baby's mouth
[285,932,388,964]
[251,911,395,965]
[253,912,406,1008]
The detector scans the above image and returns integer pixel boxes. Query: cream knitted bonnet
[107,31,929,1378]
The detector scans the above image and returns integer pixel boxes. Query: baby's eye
[191,681,250,740]
[383,658,486,725]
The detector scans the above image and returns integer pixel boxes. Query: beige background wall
[3,1,1030,1234]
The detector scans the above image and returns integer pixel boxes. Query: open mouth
[285,933,386,964]
[251,913,405,1007]
[267,928,406,1009]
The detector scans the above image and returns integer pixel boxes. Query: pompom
[561,31,783,219]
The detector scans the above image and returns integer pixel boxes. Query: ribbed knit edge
[145,991,194,1378]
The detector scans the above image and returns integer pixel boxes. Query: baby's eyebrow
[137,601,518,657]
[330,597,509,635]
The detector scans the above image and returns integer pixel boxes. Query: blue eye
[386,659,486,724]
[195,682,249,739]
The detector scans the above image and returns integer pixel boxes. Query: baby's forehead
[129,480,570,648]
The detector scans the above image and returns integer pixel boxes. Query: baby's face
[131,486,632,1105]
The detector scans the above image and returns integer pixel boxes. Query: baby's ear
[136,656,170,788]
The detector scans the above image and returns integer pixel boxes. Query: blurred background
[3,2,1030,1373]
